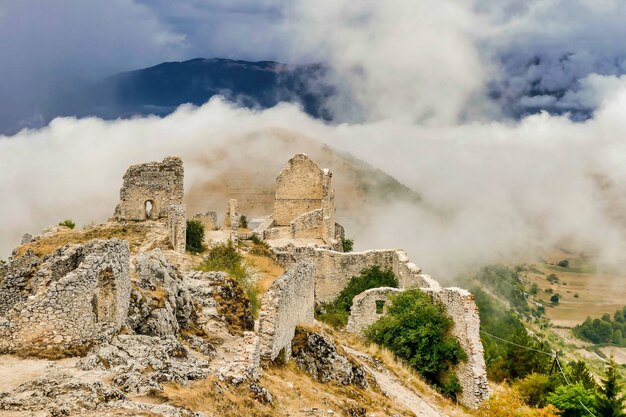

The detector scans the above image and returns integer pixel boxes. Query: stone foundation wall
[346,286,489,409]
[434,287,489,408]
[284,248,440,303]
[258,261,315,361]
[168,204,186,253]
[222,199,239,230]
[0,239,131,356]
[291,209,324,240]
[193,211,217,231]
[345,287,403,334]
[113,157,184,221]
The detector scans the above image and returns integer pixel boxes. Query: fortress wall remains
[257,261,315,362]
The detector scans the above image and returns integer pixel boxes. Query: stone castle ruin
[112,156,186,253]
[0,152,489,413]
[0,239,130,356]
[270,154,336,245]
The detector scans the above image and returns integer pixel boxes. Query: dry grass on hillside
[245,253,285,293]
[334,331,473,417]
[14,222,159,257]
[162,363,416,417]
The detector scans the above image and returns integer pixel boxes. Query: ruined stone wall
[0,239,131,356]
[273,154,325,226]
[168,204,186,253]
[258,261,315,362]
[222,199,239,230]
[113,157,184,221]
[290,248,440,303]
[193,211,217,231]
[320,169,335,244]
[291,209,324,240]
[345,286,489,409]
[345,287,403,334]
[434,287,489,408]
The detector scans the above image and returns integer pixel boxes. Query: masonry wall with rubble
[0,239,131,356]
[346,287,404,334]
[435,287,490,408]
[345,285,489,408]
[257,261,315,362]
[168,204,186,253]
[113,156,184,221]
[193,211,218,231]
[278,248,440,303]
[271,154,335,244]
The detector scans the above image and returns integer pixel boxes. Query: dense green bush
[546,383,597,417]
[514,373,561,407]
[185,219,205,253]
[557,259,569,268]
[196,241,259,316]
[316,266,397,328]
[239,215,248,229]
[365,289,467,399]
[574,306,626,346]
[58,219,76,229]
[341,237,354,252]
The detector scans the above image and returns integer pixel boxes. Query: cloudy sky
[3,1,626,278]
[3,0,626,124]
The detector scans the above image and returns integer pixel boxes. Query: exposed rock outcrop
[79,335,210,395]
[127,249,192,337]
[291,327,368,389]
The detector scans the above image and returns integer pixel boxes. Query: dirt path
[343,347,443,417]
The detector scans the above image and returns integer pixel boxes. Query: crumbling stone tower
[272,154,335,244]
[113,157,184,221]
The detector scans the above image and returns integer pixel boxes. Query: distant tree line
[573,306,626,346]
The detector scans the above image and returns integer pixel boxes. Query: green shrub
[557,259,569,268]
[514,373,561,407]
[547,274,560,284]
[365,289,467,399]
[550,294,561,305]
[196,241,260,316]
[546,383,597,417]
[185,219,205,253]
[239,215,248,229]
[58,219,76,229]
[316,266,397,328]
[341,237,354,252]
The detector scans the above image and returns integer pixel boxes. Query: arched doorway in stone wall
[145,200,154,220]
[92,268,116,323]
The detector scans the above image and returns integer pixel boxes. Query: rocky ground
[0,222,465,417]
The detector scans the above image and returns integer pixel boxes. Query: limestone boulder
[291,327,368,389]
[79,335,210,395]
[127,249,193,336]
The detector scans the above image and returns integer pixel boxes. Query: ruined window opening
[145,200,154,219]
[375,300,385,314]
[92,268,116,323]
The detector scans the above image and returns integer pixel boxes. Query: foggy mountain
[2,58,334,135]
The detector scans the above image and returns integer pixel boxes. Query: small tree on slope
[596,355,626,417]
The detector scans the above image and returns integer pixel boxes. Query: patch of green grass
[58,219,76,229]
[196,240,260,317]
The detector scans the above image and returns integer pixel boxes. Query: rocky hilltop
[0,154,487,417]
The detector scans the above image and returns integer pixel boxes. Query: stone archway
[145,200,154,220]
